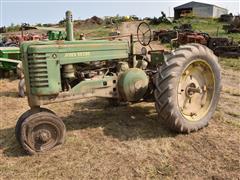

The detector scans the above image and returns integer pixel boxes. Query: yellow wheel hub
[177,60,215,122]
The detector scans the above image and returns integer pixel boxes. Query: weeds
[220,58,240,71]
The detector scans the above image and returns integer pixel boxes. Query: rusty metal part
[208,37,240,58]
[177,32,209,45]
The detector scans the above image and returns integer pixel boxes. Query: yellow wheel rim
[177,60,215,122]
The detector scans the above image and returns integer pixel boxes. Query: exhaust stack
[66,11,74,41]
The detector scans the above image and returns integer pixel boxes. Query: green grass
[73,25,112,39]
[220,57,240,71]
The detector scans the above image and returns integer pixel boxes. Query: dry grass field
[0,57,239,179]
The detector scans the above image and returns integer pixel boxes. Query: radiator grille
[28,53,49,88]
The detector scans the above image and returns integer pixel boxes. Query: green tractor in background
[16,11,221,155]
[0,47,21,77]
[0,47,25,97]
[0,27,66,97]
[0,27,66,77]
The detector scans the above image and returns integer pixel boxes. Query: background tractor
[16,11,221,155]
[0,47,21,77]
[0,27,67,97]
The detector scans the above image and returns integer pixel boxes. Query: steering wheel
[137,22,152,46]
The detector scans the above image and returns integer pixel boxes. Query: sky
[0,0,239,26]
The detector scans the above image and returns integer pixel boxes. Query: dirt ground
[0,57,239,179]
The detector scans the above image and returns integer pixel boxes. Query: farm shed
[174,1,228,19]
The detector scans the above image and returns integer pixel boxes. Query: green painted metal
[66,11,74,41]
[47,31,66,40]
[28,53,61,95]
[70,76,115,95]
[150,51,165,65]
[21,39,129,96]
[0,58,20,64]
[0,47,20,57]
[118,68,149,102]
[0,47,20,71]
[26,41,129,65]
[20,10,154,108]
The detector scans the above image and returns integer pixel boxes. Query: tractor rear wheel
[154,44,221,133]
[15,108,65,155]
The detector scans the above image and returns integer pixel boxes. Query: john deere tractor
[16,11,221,155]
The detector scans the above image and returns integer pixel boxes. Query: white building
[174,1,228,19]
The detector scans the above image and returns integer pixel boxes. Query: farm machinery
[223,15,240,33]
[176,34,240,58]
[16,11,221,155]
[0,27,67,97]
[208,37,240,58]
[0,47,21,77]
[153,24,194,43]
[154,25,240,57]
[1,25,66,47]
[0,47,25,97]
[0,27,66,76]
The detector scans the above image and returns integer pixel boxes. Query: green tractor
[0,47,26,97]
[0,47,21,77]
[34,26,66,40]
[16,11,221,155]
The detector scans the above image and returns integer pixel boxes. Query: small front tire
[15,108,65,155]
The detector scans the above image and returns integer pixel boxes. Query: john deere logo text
[64,52,91,57]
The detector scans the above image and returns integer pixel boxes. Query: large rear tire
[154,44,221,133]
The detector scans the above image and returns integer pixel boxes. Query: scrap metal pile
[153,24,194,43]
[0,24,52,47]
[0,26,66,79]
[0,33,47,47]
[222,15,240,33]
[208,37,240,58]
[153,23,240,58]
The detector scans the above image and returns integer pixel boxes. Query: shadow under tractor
[16,11,221,155]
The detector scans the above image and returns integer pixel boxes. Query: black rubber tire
[154,43,221,133]
[15,108,55,144]
[20,111,65,155]
[17,110,65,155]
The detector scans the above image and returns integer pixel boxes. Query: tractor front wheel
[15,108,65,155]
[154,44,221,133]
